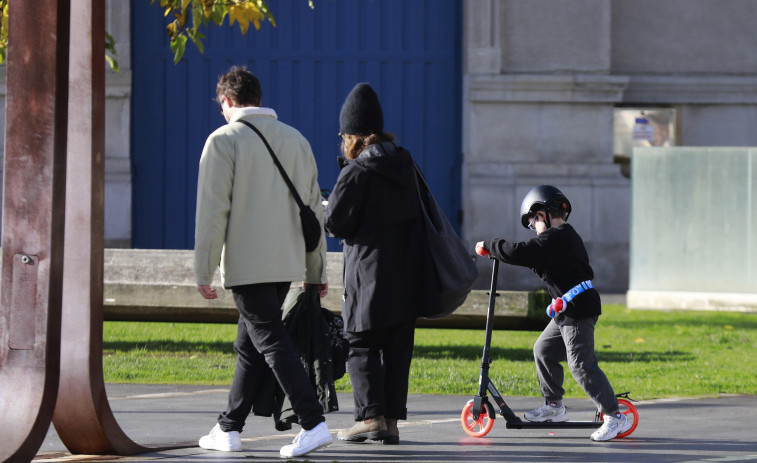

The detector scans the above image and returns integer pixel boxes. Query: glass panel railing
[630,147,756,293]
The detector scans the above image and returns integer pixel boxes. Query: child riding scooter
[474,185,631,441]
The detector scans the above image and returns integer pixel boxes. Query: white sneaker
[199,423,242,452]
[280,422,332,458]
[591,413,632,441]
[524,403,569,422]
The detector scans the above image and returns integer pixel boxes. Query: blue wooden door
[131,0,462,249]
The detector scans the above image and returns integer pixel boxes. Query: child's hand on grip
[546,297,565,318]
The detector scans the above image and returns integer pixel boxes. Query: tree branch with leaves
[155,0,314,63]
[0,0,315,68]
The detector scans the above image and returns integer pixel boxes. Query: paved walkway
[35,384,757,463]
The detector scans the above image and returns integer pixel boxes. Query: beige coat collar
[229,106,277,123]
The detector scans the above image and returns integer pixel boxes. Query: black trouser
[345,319,416,421]
[217,282,324,432]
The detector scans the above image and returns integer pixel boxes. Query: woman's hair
[216,66,262,107]
[341,132,396,159]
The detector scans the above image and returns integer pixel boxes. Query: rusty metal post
[49,0,147,454]
[1,2,192,458]
[0,0,70,462]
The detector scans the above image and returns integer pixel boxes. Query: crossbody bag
[238,120,322,252]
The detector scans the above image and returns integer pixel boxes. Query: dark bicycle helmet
[519,185,572,228]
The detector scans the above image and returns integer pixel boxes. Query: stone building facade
[1,0,756,293]
[463,0,757,292]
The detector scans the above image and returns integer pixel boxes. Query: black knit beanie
[339,83,384,135]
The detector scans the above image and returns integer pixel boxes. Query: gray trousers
[533,317,619,415]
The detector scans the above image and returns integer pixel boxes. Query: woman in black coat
[324,83,439,445]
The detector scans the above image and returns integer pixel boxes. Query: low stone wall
[102,249,549,330]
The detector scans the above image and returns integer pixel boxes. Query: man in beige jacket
[194,66,331,458]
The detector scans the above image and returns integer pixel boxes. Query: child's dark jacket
[484,223,601,325]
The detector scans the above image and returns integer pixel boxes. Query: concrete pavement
[36,384,757,463]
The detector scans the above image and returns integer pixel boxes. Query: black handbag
[321,305,349,381]
[414,162,479,318]
[238,120,322,252]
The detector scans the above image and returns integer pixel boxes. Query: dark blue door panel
[131,0,462,249]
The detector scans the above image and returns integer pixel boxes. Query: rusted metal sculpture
[1,1,188,460]
[0,1,71,461]
[50,0,148,454]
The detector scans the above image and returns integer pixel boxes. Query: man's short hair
[546,200,569,221]
[217,66,262,107]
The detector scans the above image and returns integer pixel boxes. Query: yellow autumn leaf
[203,0,214,19]
[228,5,251,35]
[166,21,178,39]
[634,337,644,343]
[229,2,265,33]
[246,3,264,30]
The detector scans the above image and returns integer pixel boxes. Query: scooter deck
[505,420,602,429]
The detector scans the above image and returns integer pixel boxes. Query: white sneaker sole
[280,438,332,458]
[590,418,632,442]
[199,445,242,451]
[199,438,242,452]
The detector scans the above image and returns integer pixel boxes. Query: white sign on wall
[613,108,677,158]
[632,117,655,141]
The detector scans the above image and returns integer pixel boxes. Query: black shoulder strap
[237,119,306,210]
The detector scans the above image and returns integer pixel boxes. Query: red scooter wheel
[600,398,639,438]
[461,400,495,437]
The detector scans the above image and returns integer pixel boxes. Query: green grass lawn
[103,304,757,400]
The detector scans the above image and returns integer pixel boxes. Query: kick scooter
[460,256,639,438]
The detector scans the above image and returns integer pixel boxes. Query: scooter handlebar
[475,244,490,257]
